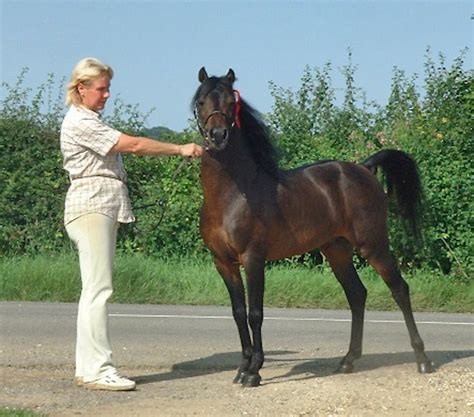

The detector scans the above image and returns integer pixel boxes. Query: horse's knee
[248,308,263,329]
[232,305,247,324]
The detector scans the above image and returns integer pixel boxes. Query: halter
[194,90,241,139]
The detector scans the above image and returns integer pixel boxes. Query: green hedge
[1,51,472,278]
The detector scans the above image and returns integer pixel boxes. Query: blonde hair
[65,57,114,106]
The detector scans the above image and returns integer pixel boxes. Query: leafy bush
[0,70,67,254]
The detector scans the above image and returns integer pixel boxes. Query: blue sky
[1,0,472,131]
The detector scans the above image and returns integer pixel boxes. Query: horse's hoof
[335,362,354,374]
[233,371,248,384]
[241,373,261,387]
[418,361,435,374]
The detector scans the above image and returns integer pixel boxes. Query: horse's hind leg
[322,239,367,373]
[213,258,253,384]
[367,249,434,373]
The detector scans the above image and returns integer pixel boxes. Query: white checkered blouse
[60,105,135,225]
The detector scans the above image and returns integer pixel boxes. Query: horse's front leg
[213,258,253,384]
[241,253,266,387]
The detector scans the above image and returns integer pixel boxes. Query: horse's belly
[266,227,332,261]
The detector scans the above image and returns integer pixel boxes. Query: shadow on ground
[134,349,473,386]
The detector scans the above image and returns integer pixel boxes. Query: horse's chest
[200,196,260,255]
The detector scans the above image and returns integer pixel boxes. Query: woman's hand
[179,143,203,158]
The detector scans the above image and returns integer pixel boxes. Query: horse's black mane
[192,76,281,180]
[239,98,281,179]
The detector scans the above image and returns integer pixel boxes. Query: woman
[61,57,202,391]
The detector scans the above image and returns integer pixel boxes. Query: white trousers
[66,213,119,381]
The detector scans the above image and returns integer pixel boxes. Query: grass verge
[0,253,472,312]
[0,408,47,417]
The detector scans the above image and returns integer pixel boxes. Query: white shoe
[83,372,136,391]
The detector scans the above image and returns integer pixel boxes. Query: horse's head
[193,67,241,152]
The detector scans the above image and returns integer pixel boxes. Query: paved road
[1,301,473,371]
[1,302,473,417]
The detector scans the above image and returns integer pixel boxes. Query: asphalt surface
[1,301,473,371]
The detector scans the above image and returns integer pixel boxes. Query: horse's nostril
[210,128,228,143]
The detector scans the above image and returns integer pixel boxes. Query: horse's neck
[201,134,258,196]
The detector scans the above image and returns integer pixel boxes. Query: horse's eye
[198,100,205,106]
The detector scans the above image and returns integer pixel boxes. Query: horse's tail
[362,149,423,239]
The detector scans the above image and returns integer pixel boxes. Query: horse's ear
[198,67,208,83]
[226,69,235,84]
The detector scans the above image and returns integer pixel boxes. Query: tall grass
[0,254,472,312]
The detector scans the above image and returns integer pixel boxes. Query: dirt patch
[2,361,473,416]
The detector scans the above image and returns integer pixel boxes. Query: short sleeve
[72,115,121,156]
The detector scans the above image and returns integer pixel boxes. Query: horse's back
[284,159,386,214]
[267,160,388,258]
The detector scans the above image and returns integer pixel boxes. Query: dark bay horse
[193,67,433,387]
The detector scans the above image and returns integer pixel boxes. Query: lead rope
[132,157,190,235]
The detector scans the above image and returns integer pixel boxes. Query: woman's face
[78,76,111,112]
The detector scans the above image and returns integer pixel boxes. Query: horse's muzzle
[206,127,229,151]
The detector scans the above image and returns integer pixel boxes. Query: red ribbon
[233,90,241,129]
